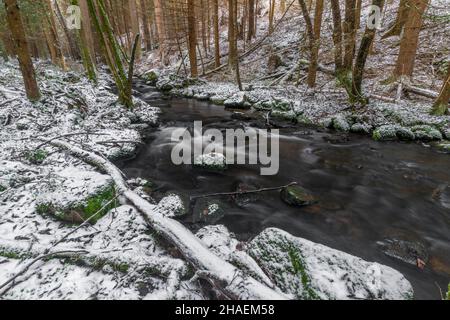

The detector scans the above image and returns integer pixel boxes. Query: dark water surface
[123,81,450,300]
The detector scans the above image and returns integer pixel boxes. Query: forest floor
[137,0,450,150]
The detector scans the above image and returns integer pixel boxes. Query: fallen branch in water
[190,182,298,201]
[43,138,287,300]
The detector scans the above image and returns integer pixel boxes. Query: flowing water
[122,80,450,300]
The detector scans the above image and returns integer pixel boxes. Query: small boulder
[248,228,414,300]
[194,152,227,171]
[281,185,317,207]
[224,92,251,109]
[332,115,351,132]
[411,125,443,141]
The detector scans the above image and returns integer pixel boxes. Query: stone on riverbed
[155,193,188,217]
[281,185,317,207]
[192,198,226,224]
[410,125,442,141]
[247,228,414,300]
[194,152,227,171]
[142,69,159,86]
[372,125,415,141]
[224,92,251,109]
[377,238,429,267]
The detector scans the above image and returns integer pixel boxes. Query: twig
[190,182,298,201]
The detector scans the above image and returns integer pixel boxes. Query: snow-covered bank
[0,61,415,299]
[142,72,450,151]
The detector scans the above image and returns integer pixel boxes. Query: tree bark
[4,0,41,101]
[247,0,255,41]
[431,64,450,115]
[154,0,166,64]
[382,0,409,39]
[343,0,357,72]
[307,0,324,87]
[140,0,153,51]
[128,0,141,60]
[330,0,343,74]
[351,0,386,104]
[187,0,198,77]
[393,0,429,78]
[213,0,221,67]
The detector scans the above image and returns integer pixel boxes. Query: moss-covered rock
[247,228,414,300]
[224,92,251,109]
[192,198,225,224]
[209,95,227,105]
[142,70,159,86]
[373,125,398,141]
[194,152,227,171]
[155,193,188,217]
[411,125,443,141]
[37,185,116,224]
[281,185,317,207]
[350,123,372,134]
[395,127,415,141]
[332,115,350,132]
[35,167,116,224]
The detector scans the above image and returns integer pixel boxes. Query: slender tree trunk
[140,0,153,50]
[213,0,221,67]
[154,0,166,63]
[393,0,429,78]
[298,0,315,87]
[229,0,242,90]
[330,0,343,74]
[308,0,324,87]
[431,64,450,115]
[247,0,255,41]
[54,0,81,60]
[187,0,198,77]
[343,0,357,72]
[268,0,275,34]
[4,0,41,101]
[128,0,141,60]
[351,0,386,105]
[382,0,409,39]
[42,0,66,70]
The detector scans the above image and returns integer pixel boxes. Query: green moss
[81,185,117,223]
[25,149,48,165]
[0,250,22,259]
[0,185,6,192]
[288,246,320,300]
[447,283,450,300]
[37,185,117,224]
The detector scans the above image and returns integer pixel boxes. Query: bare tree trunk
[154,0,166,63]
[229,0,243,90]
[382,0,409,39]
[4,0,41,101]
[351,0,386,105]
[213,0,221,67]
[393,0,429,78]
[140,0,153,50]
[43,0,66,70]
[187,0,198,77]
[247,0,255,41]
[343,0,357,72]
[128,0,141,60]
[298,0,315,87]
[431,64,450,115]
[79,0,97,63]
[330,0,343,74]
[307,0,324,87]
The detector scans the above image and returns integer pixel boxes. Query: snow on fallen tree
[42,138,287,300]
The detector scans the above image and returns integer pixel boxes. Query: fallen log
[403,84,439,99]
[45,138,287,300]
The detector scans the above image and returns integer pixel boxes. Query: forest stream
[121,79,450,300]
